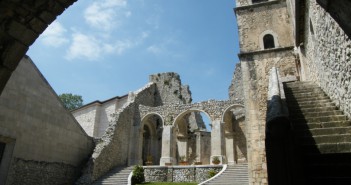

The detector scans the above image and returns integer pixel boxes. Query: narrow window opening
[0,142,5,165]
[263,34,275,49]
[252,0,268,4]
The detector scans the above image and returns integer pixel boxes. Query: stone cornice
[238,46,294,58]
[234,0,283,13]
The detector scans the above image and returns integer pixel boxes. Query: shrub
[208,169,218,178]
[131,165,145,185]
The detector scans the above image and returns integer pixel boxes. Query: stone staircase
[92,166,133,185]
[201,164,249,185]
[284,81,351,185]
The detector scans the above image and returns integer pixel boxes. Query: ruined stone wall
[149,72,192,105]
[77,72,195,184]
[240,49,296,185]
[78,83,158,184]
[229,63,244,103]
[299,1,351,118]
[236,1,294,53]
[0,57,94,185]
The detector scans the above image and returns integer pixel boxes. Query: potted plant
[212,156,221,165]
[179,155,188,165]
[145,155,153,166]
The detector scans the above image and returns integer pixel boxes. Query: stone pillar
[225,133,236,165]
[195,131,201,163]
[160,125,175,165]
[210,119,226,164]
[177,136,188,160]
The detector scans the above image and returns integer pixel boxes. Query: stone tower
[233,0,297,184]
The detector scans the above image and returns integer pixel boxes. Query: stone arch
[172,109,212,165]
[139,113,164,165]
[222,104,245,132]
[0,1,77,94]
[221,104,247,164]
[259,30,280,50]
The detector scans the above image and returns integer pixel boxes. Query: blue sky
[27,0,240,104]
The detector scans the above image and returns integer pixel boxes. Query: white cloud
[147,45,162,55]
[66,33,101,60]
[65,32,146,61]
[103,40,133,55]
[84,0,130,31]
[41,21,69,47]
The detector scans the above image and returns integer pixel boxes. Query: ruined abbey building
[0,0,351,185]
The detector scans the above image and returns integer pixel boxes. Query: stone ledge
[234,0,282,12]
[238,46,294,58]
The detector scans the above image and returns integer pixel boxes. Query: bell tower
[233,0,297,185]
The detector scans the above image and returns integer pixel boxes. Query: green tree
[58,93,83,110]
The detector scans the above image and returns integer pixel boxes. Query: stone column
[177,136,188,160]
[210,119,226,164]
[225,132,236,165]
[160,125,175,165]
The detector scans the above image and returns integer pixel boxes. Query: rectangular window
[0,142,5,165]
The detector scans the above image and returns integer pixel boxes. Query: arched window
[252,0,268,4]
[263,34,275,49]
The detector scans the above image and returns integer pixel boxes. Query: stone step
[299,134,351,144]
[286,97,331,105]
[301,142,351,154]
[290,110,344,118]
[285,92,328,100]
[92,166,133,185]
[295,127,351,137]
[291,115,347,123]
[287,99,332,107]
[305,163,351,177]
[308,177,351,185]
[288,101,335,110]
[288,106,338,115]
[293,120,351,130]
[284,87,325,94]
[304,153,351,164]
[202,164,249,185]
[284,81,318,88]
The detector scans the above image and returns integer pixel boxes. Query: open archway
[172,109,211,165]
[222,104,247,165]
[140,113,163,165]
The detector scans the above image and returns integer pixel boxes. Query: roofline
[71,94,128,112]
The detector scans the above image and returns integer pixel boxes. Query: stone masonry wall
[144,166,222,183]
[236,1,294,53]
[9,158,78,185]
[0,56,94,185]
[229,63,244,103]
[300,0,351,118]
[240,49,296,185]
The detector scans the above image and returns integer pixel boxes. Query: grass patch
[136,182,197,185]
